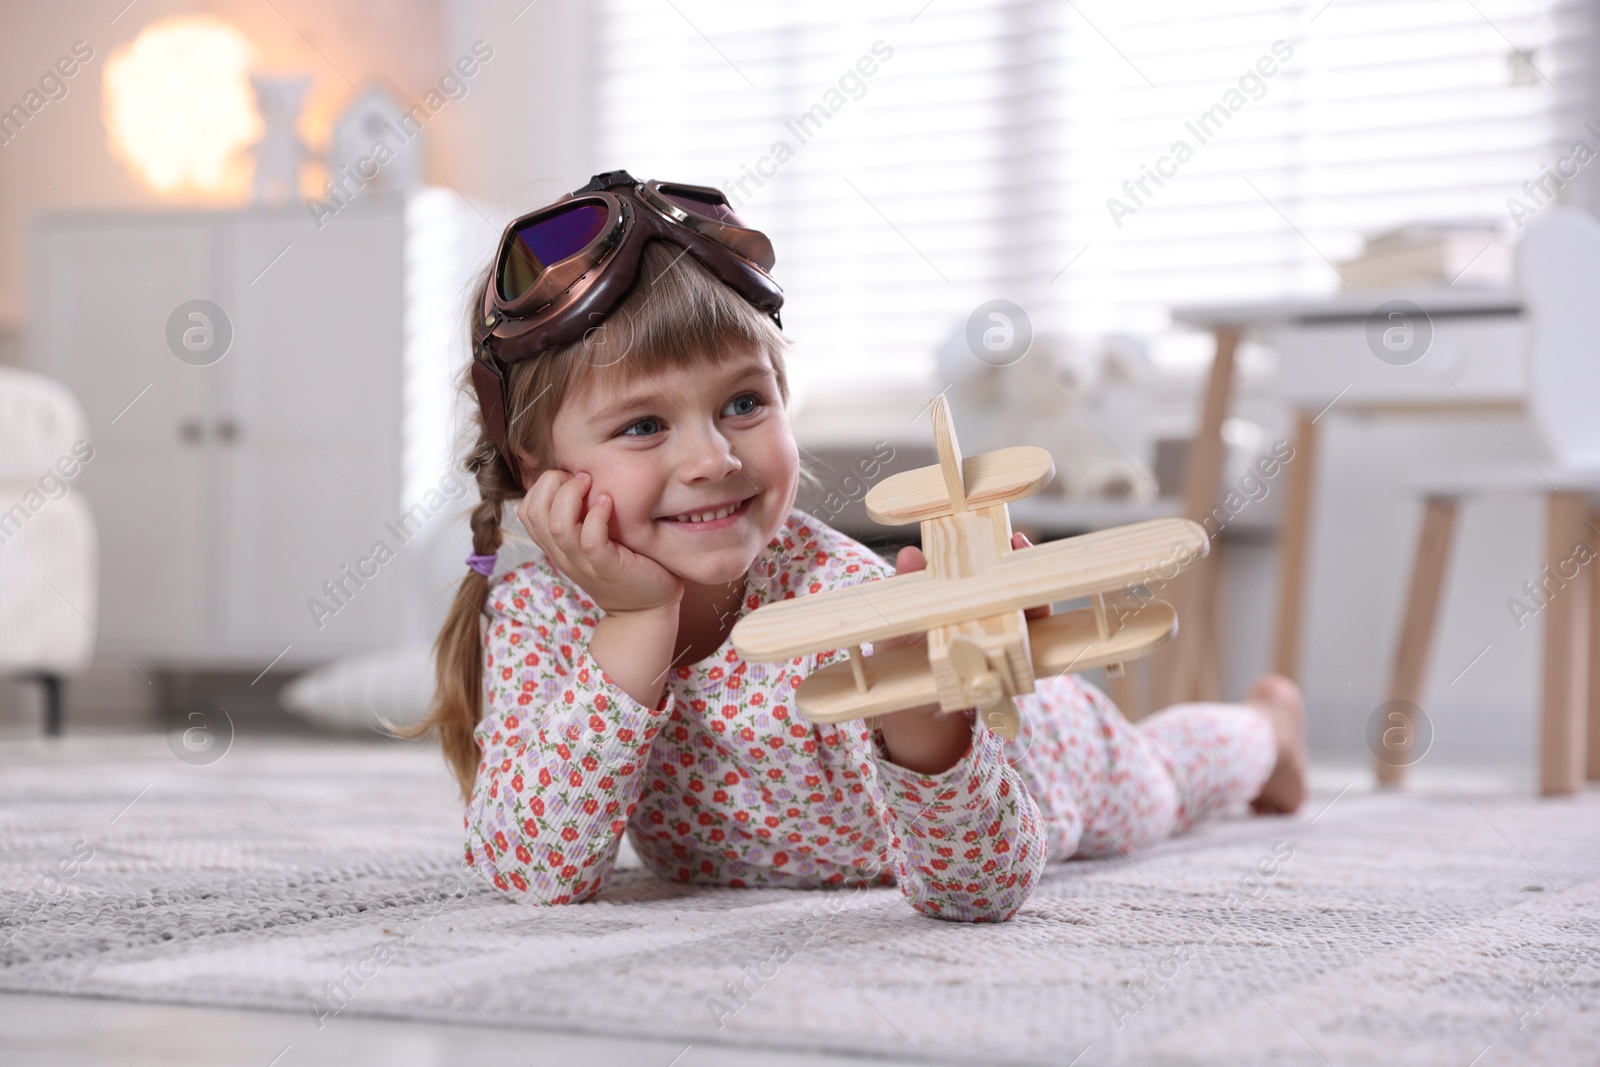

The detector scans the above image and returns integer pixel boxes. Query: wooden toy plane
[729,394,1209,741]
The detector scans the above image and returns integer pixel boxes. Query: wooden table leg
[1197,539,1227,702]
[1106,662,1138,722]
[1273,410,1318,681]
[1156,325,1239,709]
[1540,492,1588,796]
[1589,509,1600,782]
[1378,496,1458,787]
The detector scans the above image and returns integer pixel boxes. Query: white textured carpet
[2,735,1597,1067]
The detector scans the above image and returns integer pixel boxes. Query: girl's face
[533,347,799,589]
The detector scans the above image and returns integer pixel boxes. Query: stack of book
[1336,221,1512,291]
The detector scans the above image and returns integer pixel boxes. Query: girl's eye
[618,393,762,438]
[620,416,662,438]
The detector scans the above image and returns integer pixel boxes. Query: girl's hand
[516,470,683,616]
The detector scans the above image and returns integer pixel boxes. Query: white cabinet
[30,196,409,667]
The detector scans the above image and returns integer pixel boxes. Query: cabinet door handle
[214,419,239,443]
[179,419,203,443]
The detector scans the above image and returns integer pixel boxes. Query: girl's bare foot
[1245,673,1309,815]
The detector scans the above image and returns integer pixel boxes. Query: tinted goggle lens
[497,201,609,302]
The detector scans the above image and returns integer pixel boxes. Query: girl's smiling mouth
[657,494,756,529]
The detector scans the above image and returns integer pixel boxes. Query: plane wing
[730,517,1207,661]
[793,597,1179,723]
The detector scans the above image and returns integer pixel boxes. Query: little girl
[404,171,1309,923]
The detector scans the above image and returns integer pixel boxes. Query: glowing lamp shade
[103,16,262,195]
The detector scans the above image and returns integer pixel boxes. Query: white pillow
[279,642,437,732]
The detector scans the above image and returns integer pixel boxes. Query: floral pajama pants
[1002,673,1279,863]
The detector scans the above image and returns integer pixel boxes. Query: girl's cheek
[607,494,647,546]
[604,495,630,543]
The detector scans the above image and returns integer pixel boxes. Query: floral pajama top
[464,509,1047,922]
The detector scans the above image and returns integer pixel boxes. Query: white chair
[0,366,98,735]
[1383,206,1600,795]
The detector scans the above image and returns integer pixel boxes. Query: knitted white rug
[2,735,1597,1067]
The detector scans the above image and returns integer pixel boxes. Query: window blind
[595,0,1594,394]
